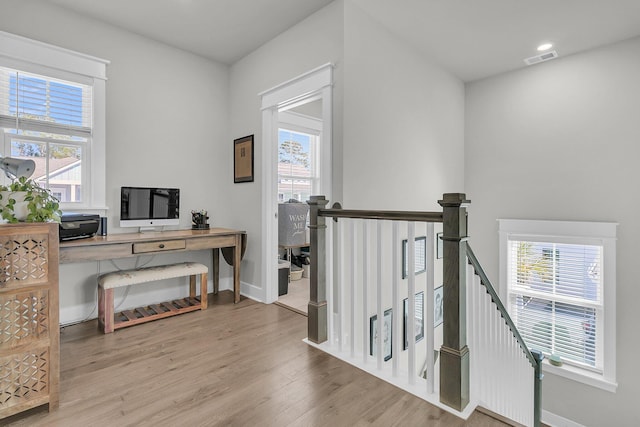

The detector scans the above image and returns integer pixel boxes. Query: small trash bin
[278,260,290,296]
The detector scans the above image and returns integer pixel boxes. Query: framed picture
[434,286,443,327]
[402,236,427,279]
[234,135,254,183]
[370,308,393,361]
[403,291,425,350]
[436,232,443,259]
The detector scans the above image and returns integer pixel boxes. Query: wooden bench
[98,262,208,333]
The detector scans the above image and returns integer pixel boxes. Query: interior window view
[0,1,636,426]
[276,127,316,315]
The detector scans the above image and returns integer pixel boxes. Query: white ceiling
[46,0,640,82]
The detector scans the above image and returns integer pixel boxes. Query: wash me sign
[278,202,309,246]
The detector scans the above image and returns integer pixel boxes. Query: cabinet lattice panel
[0,349,49,407]
[0,292,49,345]
[0,236,49,286]
[0,224,58,419]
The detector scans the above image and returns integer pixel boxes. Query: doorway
[275,104,322,314]
[260,64,333,306]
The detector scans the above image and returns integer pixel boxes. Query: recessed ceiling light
[537,43,553,52]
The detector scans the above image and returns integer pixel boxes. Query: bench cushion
[98,262,208,290]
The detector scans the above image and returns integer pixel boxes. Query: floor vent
[524,50,558,66]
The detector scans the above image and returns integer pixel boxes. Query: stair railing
[306,193,543,426]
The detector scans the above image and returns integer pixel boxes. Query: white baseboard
[543,410,585,427]
[60,304,98,326]
[240,280,265,302]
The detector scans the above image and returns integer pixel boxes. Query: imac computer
[120,186,180,229]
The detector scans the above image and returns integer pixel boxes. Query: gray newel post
[438,193,470,411]
[307,195,329,344]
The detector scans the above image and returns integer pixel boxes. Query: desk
[60,228,246,303]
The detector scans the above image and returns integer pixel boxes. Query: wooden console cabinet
[0,223,59,419]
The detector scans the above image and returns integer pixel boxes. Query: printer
[59,212,100,241]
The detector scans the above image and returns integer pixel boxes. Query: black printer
[59,212,100,241]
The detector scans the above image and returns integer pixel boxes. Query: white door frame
[259,63,333,303]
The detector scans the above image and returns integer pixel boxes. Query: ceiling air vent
[524,50,558,66]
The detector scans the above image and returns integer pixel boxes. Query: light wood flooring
[4,291,510,427]
[276,276,309,315]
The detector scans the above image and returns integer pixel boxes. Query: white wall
[228,0,344,299]
[0,0,233,324]
[466,37,640,426]
[342,2,465,211]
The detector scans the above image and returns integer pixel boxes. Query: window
[0,31,108,209]
[499,219,617,392]
[0,68,90,202]
[277,128,318,203]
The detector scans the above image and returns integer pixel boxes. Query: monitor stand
[139,226,162,233]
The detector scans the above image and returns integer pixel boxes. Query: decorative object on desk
[0,176,61,223]
[191,209,210,229]
[403,291,424,350]
[234,134,254,183]
[402,236,427,279]
[370,308,393,361]
[434,285,443,327]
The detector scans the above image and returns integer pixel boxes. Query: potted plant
[0,176,62,223]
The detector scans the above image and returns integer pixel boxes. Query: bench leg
[200,272,208,309]
[189,275,196,300]
[98,286,115,334]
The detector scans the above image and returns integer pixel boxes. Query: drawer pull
[159,244,165,248]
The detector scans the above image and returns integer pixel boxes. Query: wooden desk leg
[212,248,220,295]
[234,235,241,303]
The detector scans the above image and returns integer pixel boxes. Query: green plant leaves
[0,178,61,223]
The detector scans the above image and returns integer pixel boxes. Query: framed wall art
[434,285,443,327]
[234,134,254,183]
[370,308,393,361]
[403,291,425,350]
[402,236,427,279]
[436,232,443,259]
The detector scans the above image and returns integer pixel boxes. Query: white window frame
[498,219,617,392]
[0,30,109,210]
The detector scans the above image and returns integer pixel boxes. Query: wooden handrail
[318,208,443,223]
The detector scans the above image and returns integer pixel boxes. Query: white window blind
[0,67,92,137]
[508,240,602,370]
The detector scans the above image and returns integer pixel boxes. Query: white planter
[0,191,29,221]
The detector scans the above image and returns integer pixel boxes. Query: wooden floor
[4,291,510,427]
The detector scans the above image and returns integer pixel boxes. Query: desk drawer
[133,240,186,254]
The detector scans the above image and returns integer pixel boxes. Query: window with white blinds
[0,66,91,203]
[508,240,601,369]
[499,219,617,391]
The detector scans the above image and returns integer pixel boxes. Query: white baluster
[349,220,356,358]
[362,220,369,364]
[376,220,383,369]
[392,221,400,377]
[407,222,415,384]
